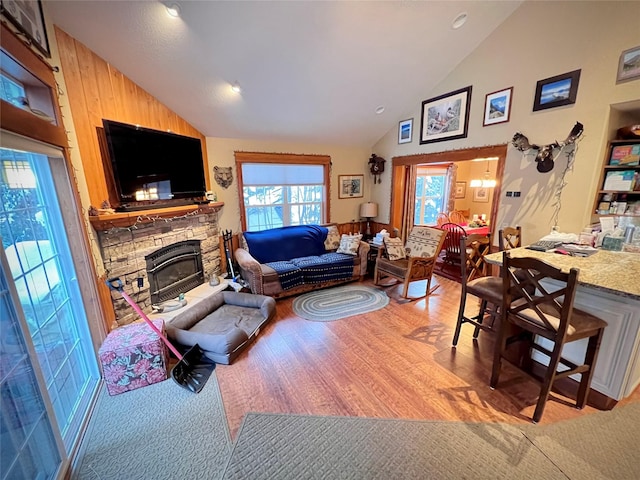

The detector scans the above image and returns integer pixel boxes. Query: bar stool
[490,252,608,423]
[498,225,522,251]
[452,233,501,346]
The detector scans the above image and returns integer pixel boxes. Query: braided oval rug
[292,284,389,322]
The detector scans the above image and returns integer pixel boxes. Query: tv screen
[102,119,206,210]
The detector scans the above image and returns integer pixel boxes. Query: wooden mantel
[89,202,224,231]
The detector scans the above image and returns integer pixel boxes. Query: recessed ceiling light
[452,12,467,29]
[231,82,241,93]
[166,2,181,18]
[375,106,385,115]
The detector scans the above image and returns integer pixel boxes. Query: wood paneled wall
[54,27,210,207]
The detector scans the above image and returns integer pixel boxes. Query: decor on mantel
[92,207,215,234]
[511,121,584,173]
[368,154,386,183]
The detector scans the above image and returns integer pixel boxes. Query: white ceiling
[46,1,523,148]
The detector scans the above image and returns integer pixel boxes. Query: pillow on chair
[405,227,444,258]
[336,234,362,256]
[383,237,406,260]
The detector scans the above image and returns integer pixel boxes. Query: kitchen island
[484,248,640,402]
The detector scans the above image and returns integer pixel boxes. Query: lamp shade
[360,202,378,218]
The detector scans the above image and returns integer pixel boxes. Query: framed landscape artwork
[455,181,466,199]
[338,174,364,199]
[398,118,413,144]
[420,86,472,144]
[533,70,581,112]
[616,45,640,83]
[483,87,513,126]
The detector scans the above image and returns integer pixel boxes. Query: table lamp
[359,202,378,237]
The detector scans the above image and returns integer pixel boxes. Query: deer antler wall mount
[512,121,584,173]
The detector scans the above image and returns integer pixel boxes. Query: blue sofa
[235,224,369,298]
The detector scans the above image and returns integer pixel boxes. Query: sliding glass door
[1,255,62,479]
[1,135,100,479]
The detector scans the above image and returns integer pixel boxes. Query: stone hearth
[95,211,222,326]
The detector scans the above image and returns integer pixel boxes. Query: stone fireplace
[94,209,222,326]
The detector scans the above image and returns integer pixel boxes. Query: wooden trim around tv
[54,26,211,208]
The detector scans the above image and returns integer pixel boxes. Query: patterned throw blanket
[265,260,305,291]
[266,253,355,290]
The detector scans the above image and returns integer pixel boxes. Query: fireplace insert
[146,240,204,305]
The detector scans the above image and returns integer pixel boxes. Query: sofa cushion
[336,233,362,256]
[243,225,328,263]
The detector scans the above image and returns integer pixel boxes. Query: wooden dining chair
[439,222,467,267]
[490,252,608,423]
[448,210,467,225]
[436,212,449,227]
[498,225,522,251]
[452,233,501,346]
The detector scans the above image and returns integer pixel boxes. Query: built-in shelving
[592,140,640,217]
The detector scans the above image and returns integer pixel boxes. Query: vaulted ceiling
[47,1,522,147]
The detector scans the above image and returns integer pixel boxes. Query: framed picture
[398,118,413,144]
[338,174,364,199]
[0,0,50,57]
[473,187,489,203]
[616,45,640,83]
[483,87,513,126]
[533,70,581,112]
[420,86,472,144]
[455,181,466,199]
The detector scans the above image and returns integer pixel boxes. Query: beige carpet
[72,375,231,480]
[223,403,640,480]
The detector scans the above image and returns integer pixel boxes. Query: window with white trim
[414,165,450,226]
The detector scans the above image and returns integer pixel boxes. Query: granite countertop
[484,247,640,300]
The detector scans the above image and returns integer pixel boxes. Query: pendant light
[470,161,496,188]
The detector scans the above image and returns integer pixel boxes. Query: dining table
[484,246,640,404]
[461,225,490,236]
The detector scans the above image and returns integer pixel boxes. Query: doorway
[390,145,507,241]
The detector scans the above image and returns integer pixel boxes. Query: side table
[366,241,384,276]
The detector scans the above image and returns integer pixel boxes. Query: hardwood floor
[216,275,640,440]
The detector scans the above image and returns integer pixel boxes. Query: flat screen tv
[103,119,207,211]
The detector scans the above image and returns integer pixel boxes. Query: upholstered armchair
[373,226,447,299]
